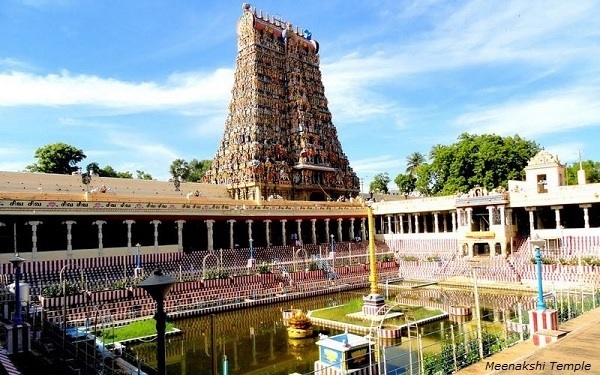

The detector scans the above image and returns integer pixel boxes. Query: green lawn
[97,319,177,343]
[310,298,444,327]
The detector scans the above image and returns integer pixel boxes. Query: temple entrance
[474,242,490,255]
[472,207,490,231]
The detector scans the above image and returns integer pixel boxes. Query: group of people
[186,190,201,199]
[90,184,113,194]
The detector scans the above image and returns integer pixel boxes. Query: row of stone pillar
[1,217,366,258]
[528,204,592,234]
[222,217,366,251]
[456,206,509,228]
[381,206,515,234]
[0,221,43,260]
[381,212,458,234]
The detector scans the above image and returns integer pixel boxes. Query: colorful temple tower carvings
[207,3,359,201]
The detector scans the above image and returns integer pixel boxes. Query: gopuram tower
[206,3,360,202]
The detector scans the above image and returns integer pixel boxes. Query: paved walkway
[457,307,600,375]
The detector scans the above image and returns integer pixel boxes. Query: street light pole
[138,268,177,375]
[249,238,254,260]
[9,253,26,325]
[59,264,68,330]
[472,266,484,359]
[94,304,103,374]
[534,246,547,310]
[330,234,335,253]
[467,261,484,360]
[136,243,141,269]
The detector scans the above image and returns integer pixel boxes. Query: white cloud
[351,155,400,175]
[0,146,32,171]
[18,0,71,8]
[0,58,35,71]
[191,115,226,138]
[0,68,233,113]
[107,131,178,161]
[425,1,597,68]
[544,142,584,165]
[0,146,23,157]
[330,1,597,77]
[0,161,28,171]
[318,1,599,129]
[454,87,600,138]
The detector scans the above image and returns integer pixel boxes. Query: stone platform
[346,311,403,322]
[456,307,600,374]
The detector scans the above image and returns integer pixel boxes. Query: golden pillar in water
[368,205,378,295]
[362,204,385,316]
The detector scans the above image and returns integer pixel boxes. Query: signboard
[319,347,341,369]
[347,346,370,369]
[465,231,495,239]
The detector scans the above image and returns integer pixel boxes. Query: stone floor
[457,306,600,374]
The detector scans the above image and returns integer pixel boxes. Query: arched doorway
[474,242,490,256]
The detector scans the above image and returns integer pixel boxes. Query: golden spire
[367,205,378,295]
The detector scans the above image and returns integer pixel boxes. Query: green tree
[406,151,426,175]
[369,172,390,194]
[418,133,539,196]
[187,159,212,182]
[87,162,133,179]
[27,143,86,174]
[115,170,133,179]
[100,165,118,178]
[170,159,190,180]
[136,170,153,180]
[414,163,434,196]
[566,160,600,185]
[394,173,416,196]
[86,162,101,176]
[169,158,212,182]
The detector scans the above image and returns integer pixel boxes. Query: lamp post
[59,263,69,364]
[138,268,177,375]
[467,260,484,360]
[93,304,103,374]
[9,253,25,325]
[59,264,69,329]
[249,238,254,260]
[529,238,547,311]
[135,243,141,269]
[472,266,484,359]
[534,246,547,310]
[330,234,335,253]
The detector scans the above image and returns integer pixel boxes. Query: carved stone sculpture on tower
[206,3,359,202]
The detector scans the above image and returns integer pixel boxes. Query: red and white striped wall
[528,309,558,333]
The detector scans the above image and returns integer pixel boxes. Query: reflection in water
[130,286,536,374]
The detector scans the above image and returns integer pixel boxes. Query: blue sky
[1,1,599,190]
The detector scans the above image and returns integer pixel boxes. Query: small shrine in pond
[314,332,378,374]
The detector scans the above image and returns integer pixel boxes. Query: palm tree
[406,152,425,175]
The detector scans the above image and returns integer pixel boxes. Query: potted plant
[257,262,271,274]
